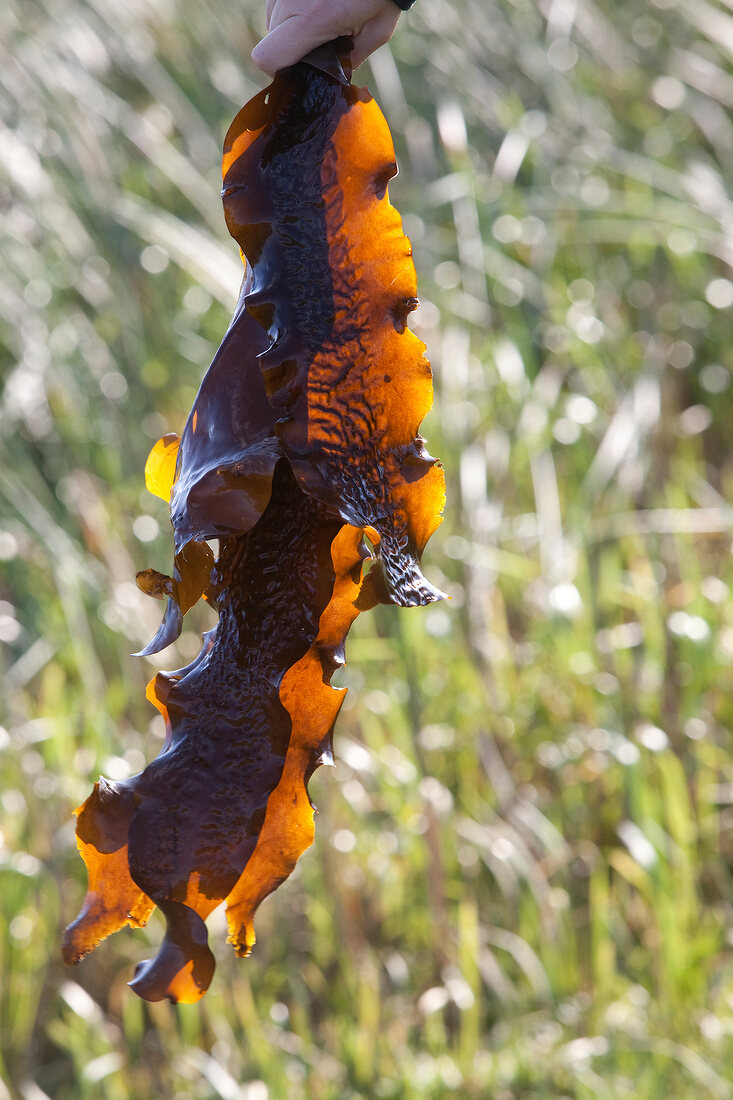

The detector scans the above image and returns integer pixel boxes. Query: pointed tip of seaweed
[132,596,184,657]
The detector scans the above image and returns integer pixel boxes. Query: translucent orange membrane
[63,39,443,1002]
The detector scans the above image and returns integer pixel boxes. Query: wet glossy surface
[63,40,444,1002]
[222,43,445,604]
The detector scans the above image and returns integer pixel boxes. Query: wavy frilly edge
[221,43,445,607]
[63,517,378,1001]
[224,523,378,957]
[139,41,444,657]
[135,276,281,655]
[64,40,444,1002]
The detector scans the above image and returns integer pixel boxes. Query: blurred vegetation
[2,0,733,1095]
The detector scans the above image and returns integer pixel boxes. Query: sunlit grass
[2,0,733,1096]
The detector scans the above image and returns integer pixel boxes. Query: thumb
[251,15,334,76]
[350,9,400,68]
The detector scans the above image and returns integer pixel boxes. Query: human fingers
[253,0,401,75]
[251,13,343,75]
[350,8,400,68]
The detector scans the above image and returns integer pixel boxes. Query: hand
[251,0,401,76]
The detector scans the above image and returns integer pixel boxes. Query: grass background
[2,0,733,1095]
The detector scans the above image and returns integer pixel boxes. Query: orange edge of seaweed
[67,70,444,995]
[65,522,368,994]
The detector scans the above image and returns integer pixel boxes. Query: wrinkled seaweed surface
[63,40,444,1003]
